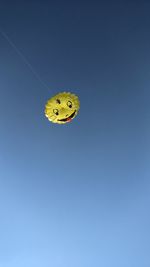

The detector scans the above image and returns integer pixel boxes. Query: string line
[0,28,49,90]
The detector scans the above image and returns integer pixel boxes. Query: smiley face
[45,92,80,124]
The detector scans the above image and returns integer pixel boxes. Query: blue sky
[0,1,150,266]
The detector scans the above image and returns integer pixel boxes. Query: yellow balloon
[45,92,80,124]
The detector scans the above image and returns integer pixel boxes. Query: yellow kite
[45,92,80,124]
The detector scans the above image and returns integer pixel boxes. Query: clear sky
[0,1,150,267]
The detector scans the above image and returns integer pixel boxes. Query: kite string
[0,28,50,90]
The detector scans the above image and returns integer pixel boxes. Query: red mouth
[58,110,76,122]
[66,117,72,122]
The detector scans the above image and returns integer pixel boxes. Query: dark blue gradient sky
[0,1,150,267]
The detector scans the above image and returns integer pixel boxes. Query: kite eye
[53,109,59,115]
[67,101,72,108]
[56,99,61,104]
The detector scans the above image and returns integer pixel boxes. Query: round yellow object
[45,92,80,124]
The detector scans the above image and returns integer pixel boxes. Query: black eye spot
[53,109,59,115]
[67,100,72,108]
[56,99,61,104]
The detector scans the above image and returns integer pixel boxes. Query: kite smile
[58,110,76,122]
